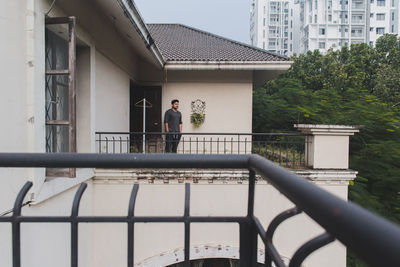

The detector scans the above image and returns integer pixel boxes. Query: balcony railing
[0,153,400,267]
[95,132,308,169]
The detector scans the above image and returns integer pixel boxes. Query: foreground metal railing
[96,132,308,169]
[0,153,400,267]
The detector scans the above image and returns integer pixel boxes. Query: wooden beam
[68,17,77,178]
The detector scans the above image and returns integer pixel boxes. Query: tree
[253,35,400,228]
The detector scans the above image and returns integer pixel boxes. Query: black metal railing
[0,153,400,267]
[96,132,308,169]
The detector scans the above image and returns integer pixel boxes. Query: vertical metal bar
[248,170,255,217]
[279,143,282,166]
[196,137,198,154]
[265,243,270,267]
[231,138,233,154]
[203,137,205,154]
[113,137,115,154]
[105,137,108,154]
[285,142,289,167]
[12,182,33,267]
[245,138,247,154]
[184,183,191,267]
[127,184,139,267]
[210,137,212,154]
[98,133,102,153]
[224,138,226,154]
[239,222,252,267]
[248,170,257,267]
[120,137,122,153]
[143,99,146,154]
[71,183,87,267]
[271,142,274,161]
[292,145,295,168]
[217,138,220,154]
[237,134,240,154]
[240,170,258,267]
[182,137,185,154]
[126,137,129,153]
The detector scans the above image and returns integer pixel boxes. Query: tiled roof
[147,24,289,62]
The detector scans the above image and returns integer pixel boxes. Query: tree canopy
[254,33,400,227]
[254,35,400,266]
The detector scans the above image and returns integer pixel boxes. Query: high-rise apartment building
[250,0,299,56]
[368,0,400,46]
[297,0,400,53]
[251,0,400,55]
[297,0,368,53]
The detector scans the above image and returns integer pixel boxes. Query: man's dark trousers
[165,133,181,153]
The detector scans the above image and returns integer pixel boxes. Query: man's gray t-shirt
[164,109,182,132]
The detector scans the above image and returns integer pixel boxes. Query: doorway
[130,83,162,152]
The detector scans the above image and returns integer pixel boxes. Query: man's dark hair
[171,99,179,104]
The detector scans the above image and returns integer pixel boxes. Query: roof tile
[147,24,289,62]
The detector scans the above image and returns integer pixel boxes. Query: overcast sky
[134,0,253,44]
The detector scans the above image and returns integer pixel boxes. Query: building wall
[76,47,94,153]
[250,0,295,56]
[94,50,130,133]
[0,0,138,265]
[0,1,31,263]
[89,178,347,267]
[162,71,253,134]
[296,0,400,53]
[368,0,399,46]
[298,0,367,53]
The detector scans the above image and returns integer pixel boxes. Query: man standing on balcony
[164,99,182,153]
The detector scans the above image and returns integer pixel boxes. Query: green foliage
[253,35,400,229]
[190,113,205,128]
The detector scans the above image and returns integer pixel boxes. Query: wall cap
[294,124,361,135]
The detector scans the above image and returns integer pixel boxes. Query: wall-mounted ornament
[190,99,206,128]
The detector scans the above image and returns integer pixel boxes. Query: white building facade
[367,0,400,46]
[250,0,299,56]
[296,0,368,53]
[295,0,400,53]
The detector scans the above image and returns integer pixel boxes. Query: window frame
[45,17,77,178]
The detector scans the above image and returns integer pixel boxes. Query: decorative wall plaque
[190,99,206,128]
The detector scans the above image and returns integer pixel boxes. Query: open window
[45,17,76,177]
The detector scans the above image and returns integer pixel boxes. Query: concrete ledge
[94,168,356,185]
[294,124,361,135]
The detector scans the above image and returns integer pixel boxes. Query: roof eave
[165,61,293,71]
[117,0,165,67]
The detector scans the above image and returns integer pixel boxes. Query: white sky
[134,0,253,44]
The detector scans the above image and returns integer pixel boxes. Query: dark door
[130,84,162,152]
[130,85,162,133]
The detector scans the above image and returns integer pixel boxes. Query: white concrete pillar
[294,124,360,169]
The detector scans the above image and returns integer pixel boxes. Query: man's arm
[164,111,170,132]
[179,113,182,132]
